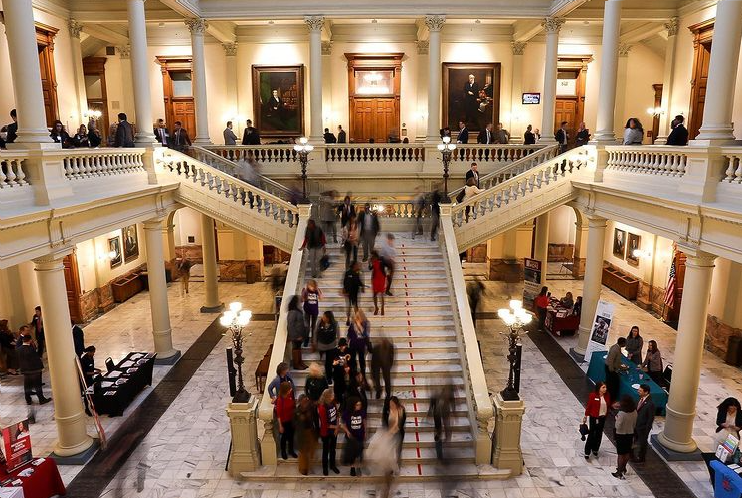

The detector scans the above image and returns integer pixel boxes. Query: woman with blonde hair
[305,362,329,403]
[347,309,371,380]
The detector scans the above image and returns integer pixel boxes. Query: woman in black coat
[716,397,742,444]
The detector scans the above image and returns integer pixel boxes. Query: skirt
[615,433,634,455]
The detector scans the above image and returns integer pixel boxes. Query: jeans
[322,435,337,472]
[345,244,358,268]
[361,233,376,260]
[308,247,322,278]
[279,420,295,458]
[304,312,317,347]
[350,346,367,378]
[23,372,44,404]
[584,415,606,455]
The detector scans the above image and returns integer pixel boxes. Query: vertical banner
[1,419,32,471]
[584,299,616,361]
[522,258,542,309]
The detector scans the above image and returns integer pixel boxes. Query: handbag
[456,190,465,203]
[579,423,589,441]
[320,254,330,271]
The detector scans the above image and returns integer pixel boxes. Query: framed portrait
[108,236,122,269]
[442,63,501,133]
[122,224,139,263]
[252,65,305,138]
[613,228,626,259]
[626,233,641,266]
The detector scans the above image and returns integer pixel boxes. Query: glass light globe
[521,314,532,325]
[237,314,250,327]
[306,144,314,152]
[294,145,302,152]
[219,315,232,327]
[442,136,451,144]
[299,137,308,145]
[497,309,510,320]
[437,144,445,151]
[503,314,517,326]
[509,299,522,311]
[449,143,456,150]
[222,310,236,323]
[229,302,242,313]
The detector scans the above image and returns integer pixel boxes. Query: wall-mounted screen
[522,93,541,104]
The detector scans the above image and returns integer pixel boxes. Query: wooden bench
[255,344,273,394]
[602,266,639,300]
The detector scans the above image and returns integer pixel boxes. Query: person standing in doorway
[17,334,51,405]
[633,384,655,463]
[605,337,628,401]
[30,306,45,357]
[555,121,569,154]
[358,203,380,262]
[300,219,326,279]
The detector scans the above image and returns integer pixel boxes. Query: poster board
[522,258,542,309]
[1,419,32,471]
[584,299,615,360]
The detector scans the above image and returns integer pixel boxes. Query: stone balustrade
[204,145,299,164]
[605,146,688,177]
[451,144,545,164]
[0,151,29,188]
[722,147,742,183]
[58,148,146,180]
[325,144,425,163]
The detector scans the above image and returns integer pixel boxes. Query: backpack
[317,323,336,345]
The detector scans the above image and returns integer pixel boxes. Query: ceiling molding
[330,23,419,43]
[512,19,543,42]
[550,0,589,17]
[32,0,71,19]
[441,24,514,43]
[206,20,236,43]
[566,8,681,21]
[678,0,716,18]
[235,24,309,43]
[83,24,129,45]
[157,0,201,18]
[620,22,665,45]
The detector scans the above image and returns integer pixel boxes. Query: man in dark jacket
[633,384,655,463]
[370,336,394,400]
[242,119,261,145]
[30,306,45,356]
[72,321,85,357]
[357,203,380,262]
[337,125,347,144]
[338,196,355,228]
[114,113,135,147]
[323,128,337,143]
[5,109,18,144]
[456,121,469,144]
[666,115,689,146]
[17,335,50,405]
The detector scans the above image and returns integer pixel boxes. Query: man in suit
[357,203,380,262]
[114,113,135,148]
[463,74,479,124]
[457,121,469,144]
[5,109,18,144]
[242,119,261,145]
[633,384,655,463]
[477,123,494,144]
[666,115,689,146]
[555,121,569,154]
[323,128,337,143]
[17,334,50,405]
[223,121,238,145]
[605,337,627,401]
[153,118,169,146]
[494,122,511,144]
[337,125,347,144]
[171,121,191,150]
[72,320,85,357]
[338,195,355,227]
[370,336,395,400]
[465,162,479,188]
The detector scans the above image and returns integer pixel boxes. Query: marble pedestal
[492,393,525,476]
[226,397,260,475]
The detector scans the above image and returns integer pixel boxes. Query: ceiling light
[268,20,274,25]
[371,19,378,24]
[475,19,481,24]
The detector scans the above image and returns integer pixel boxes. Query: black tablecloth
[91,352,156,416]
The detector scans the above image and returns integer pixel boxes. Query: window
[354,70,393,95]
[170,72,192,97]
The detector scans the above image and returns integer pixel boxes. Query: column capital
[417,40,429,55]
[511,41,527,56]
[321,41,332,56]
[304,16,325,32]
[116,45,131,59]
[618,43,633,57]
[143,216,167,229]
[32,251,72,269]
[68,19,84,39]
[424,15,446,32]
[676,244,716,267]
[185,18,209,34]
[665,16,679,37]
[585,213,607,227]
[222,42,238,56]
[542,17,565,34]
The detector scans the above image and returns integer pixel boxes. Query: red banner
[1,420,33,471]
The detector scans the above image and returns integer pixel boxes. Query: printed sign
[1,419,32,471]
[584,300,616,360]
[522,92,541,104]
[522,258,542,309]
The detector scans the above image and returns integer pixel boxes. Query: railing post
[492,393,525,475]
[23,148,74,205]
[677,147,723,203]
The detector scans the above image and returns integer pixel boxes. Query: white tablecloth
[0,487,24,498]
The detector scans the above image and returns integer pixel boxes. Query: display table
[710,460,742,497]
[544,298,580,337]
[0,488,23,498]
[586,350,668,415]
[92,352,156,417]
[0,458,65,498]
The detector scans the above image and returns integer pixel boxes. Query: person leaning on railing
[665,115,689,146]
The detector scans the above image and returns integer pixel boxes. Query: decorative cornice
[304,16,325,32]
[511,41,527,56]
[665,16,679,37]
[222,42,237,56]
[116,45,131,59]
[424,15,446,33]
[68,19,84,39]
[417,40,429,55]
[321,40,332,56]
[618,43,633,56]
[185,18,208,35]
[542,17,565,34]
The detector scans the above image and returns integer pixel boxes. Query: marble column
[33,254,94,457]
[540,18,564,143]
[654,17,679,144]
[425,15,446,143]
[116,46,135,121]
[68,20,89,125]
[572,214,589,279]
[657,249,716,452]
[510,41,527,139]
[186,18,212,145]
[574,215,607,356]
[533,212,550,285]
[614,44,632,136]
[694,0,742,142]
[200,214,223,313]
[2,0,53,143]
[126,0,156,145]
[223,43,239,121]
[143,219,180,362]
[593,0,623,143]
[305,16,324,143]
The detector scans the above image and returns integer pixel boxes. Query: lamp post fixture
[497,299,532,401]
[437,136,456,202]
[220,301,253,403]
[294,137,314,203]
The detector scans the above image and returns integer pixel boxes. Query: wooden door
[555,98,578,143]
[83,57,110,133]
[35,24,59,127]
[651,84,663,144]
[63,253,83,324]
[155,57,195,137]
[172,99,196,137]
[688,20,714,141]
[374,98,398,142]
[351,99,375,142]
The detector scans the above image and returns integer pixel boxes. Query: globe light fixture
[220,301,253,403]
[497,299,532,401]
[294,137,314,202]
[437,136,457,201]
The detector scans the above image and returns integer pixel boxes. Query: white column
[143,219,180,362]
[2,0,54,143]
[223,43,239,120]
[416,41,430,143]
[425,15,446,143]
[305,16,324,143]
[657,249,716,452]
[200,214,223,312]
[33,255,94,457]
[533,212,550,285]
[186,18,212,145]
[126,0,156,145]
[694,0,742,142]
[614,44,632,135]
[68,20,89,126]
[540,18,564,143]
[654,17,679,144]
[510,41,527,139]
[574,215,607,356]
[593,0,623,143]
[116,46,135,121]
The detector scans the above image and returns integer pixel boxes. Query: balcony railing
[203,145,299,164]
[325,144,425,163]
[605,146,687,177]
[451,144,545,164]
[0,151,29,188]
[722,147,742,184]
[59,148,146,180]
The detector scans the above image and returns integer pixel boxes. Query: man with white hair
[463,73,479,124]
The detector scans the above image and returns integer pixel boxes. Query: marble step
[334,431,473,449]
[317,281,450,290]
[297,363,462,377]
[315,301,452,311]
[274,446,475,466]
[305,340,459,353]
[291,375,465,391]
[301,351,462,364]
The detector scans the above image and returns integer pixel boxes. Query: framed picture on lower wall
[122,225,139,263]
[108,236,122,269]
[613,228,626,259]
[626,233,641,266]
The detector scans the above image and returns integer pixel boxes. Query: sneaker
[611,471,624,480]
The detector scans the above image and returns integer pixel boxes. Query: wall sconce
[98,250,117,261]
[373,204,385,213]
[646,107,664,117]
[632,248,652,259]
[84,109,102,120]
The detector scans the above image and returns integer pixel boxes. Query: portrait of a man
[252,65,304,137]
[443,63,500,133]
[613,228,626,258]
[123,225,139,263]
[109,237,122,269]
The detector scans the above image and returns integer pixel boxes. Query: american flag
[665,246,677,308]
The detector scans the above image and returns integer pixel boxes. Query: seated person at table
[560,292,574,308]
[80,346,101,386]
[716,397,742,445]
